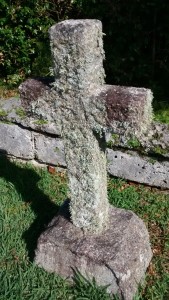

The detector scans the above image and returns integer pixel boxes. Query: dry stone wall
[0,95,65,166]
[0,79,169,188]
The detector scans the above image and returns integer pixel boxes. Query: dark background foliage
[73,0,169,109]
[0,0,169,108]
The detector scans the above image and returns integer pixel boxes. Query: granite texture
[100,85,153,136]
[107,148,169,188]
[34,134,66,166]
[0,96,61,136]
[19,77,52,111]
[35,202,152,300]
[0,123,34,159]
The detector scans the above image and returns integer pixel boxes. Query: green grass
[153,99,169,124]
[0,81,19,99]
[154,107,169,124]
[108,179,169,299]
[0,157,169,299]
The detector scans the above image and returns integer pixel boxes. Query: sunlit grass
[0,81,19,99]
[0,157,169,299]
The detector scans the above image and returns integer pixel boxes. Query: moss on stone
[112,133,119,143]
[106,140,113,148]
[0,120,13,125]
[106,133,120,148]
[0,109,8,117]
[33,119,48,125]
[54,147,60,153]
[152,145,169,155]
[127,136,141,148]
[15,107,26,118]
[154,108,169,124]
[148,158,156,165]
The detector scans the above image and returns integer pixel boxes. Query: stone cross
[49,19,152,234]
[35,20,152,299]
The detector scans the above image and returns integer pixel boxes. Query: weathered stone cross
[35,19,152,300]
[49,19,152,233]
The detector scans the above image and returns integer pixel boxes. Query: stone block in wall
[107,148,169,188]
[34,134,66,166]
[0,97,61,136]
[19,77,52,109]
[18,78,63,135]
[0,123,34,159]
[106,122,169,158]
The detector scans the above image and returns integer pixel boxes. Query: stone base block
[35,201,152,300]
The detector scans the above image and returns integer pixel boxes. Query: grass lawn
[0,156,169,299]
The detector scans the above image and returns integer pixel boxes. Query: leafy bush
[0,0,55,84]
[0,0,74,85]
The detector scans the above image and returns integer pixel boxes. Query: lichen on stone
[50,19,109,234]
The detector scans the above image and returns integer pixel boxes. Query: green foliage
[0,0,76,84]
[154,107,169,124]
[72,269,112,300]
[0,0,54,82]
[1,0,169,110]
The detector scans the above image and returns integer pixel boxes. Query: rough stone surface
[19,78,52,111]
[107,148,169,188]
[18,78,63,135]
[0,97,61,136]
[50,19,109,233]
[35,134,66,166]
[86,84,153,136]
[106,121,169,158]
[100,85,153,136]
[0,123,34,159]
[35,202,152,300]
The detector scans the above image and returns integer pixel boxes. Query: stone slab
[35,134,66,166]
[0,123,34,159]
[107,148,169,188]
[106,121,169,159]
[19,77,52,110]
[104,85,152,135]
[89,85,153,136]
[0,95,61,136]
[35,202,152,300]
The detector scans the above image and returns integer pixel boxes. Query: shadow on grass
[0,153,59,261]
